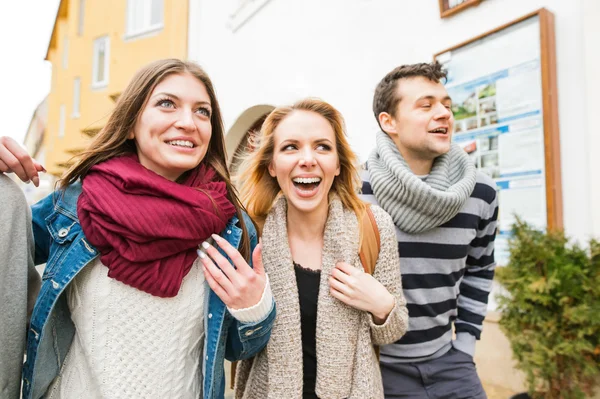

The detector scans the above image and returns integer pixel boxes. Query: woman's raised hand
[0,136,46,186]
[329,261,395,324]
[198,234,267,310]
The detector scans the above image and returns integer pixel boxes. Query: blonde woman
[199,98,408,399]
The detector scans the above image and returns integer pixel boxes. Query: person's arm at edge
[454,181,499,357]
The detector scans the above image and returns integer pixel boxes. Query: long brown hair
[237,98,366,233]
[61,58,255,261]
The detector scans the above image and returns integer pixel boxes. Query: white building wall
[582,0,600,239]
[188,0,597,242]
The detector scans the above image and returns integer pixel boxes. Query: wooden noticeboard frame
[438,0,482,19]
[434,8,563,231]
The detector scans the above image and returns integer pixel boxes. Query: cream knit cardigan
[234,196,408,399]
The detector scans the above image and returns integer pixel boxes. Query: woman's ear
[268,161,276,178]
[127,130,135,140]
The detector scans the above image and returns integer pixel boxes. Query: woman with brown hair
[0,59,275,399]
[199,98,408,399]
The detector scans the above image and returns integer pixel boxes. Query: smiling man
[361,62,498,399]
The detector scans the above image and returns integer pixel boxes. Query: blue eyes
[157,99,175,108]
[282,144,331,151]
[196,108,211,117]
[156,98,211,117]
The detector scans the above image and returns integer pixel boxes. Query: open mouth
[292,177,322,192]
[428,127,448,135]
[165,139,196,148]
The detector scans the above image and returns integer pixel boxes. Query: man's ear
[378,112,397,136]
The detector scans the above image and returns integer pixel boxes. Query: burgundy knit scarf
[77,154,236,297]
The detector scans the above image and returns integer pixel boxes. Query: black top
[293,262,321,399]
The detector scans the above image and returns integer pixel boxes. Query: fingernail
[197,249,206,259]
[201,241,210,250]
[32,176,40,187]
[211,234,222,242]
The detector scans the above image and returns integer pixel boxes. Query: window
[72,78,81,118]
[62,36,69,69]
[78,0,85,36]
[59,105,66,138]
[126,0,163,37]
[92,36,110,87]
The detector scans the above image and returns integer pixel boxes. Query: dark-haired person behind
[0,59,275,399]
[361,62,498,399]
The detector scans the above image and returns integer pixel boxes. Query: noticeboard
[435,8,562,265]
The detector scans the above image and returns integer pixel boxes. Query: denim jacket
[22,182,275,399]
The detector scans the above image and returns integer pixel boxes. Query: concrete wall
[582,0,600,241]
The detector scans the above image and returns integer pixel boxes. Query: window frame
[78,0,85,36]
[91,36,110,88]
[62,35,69,69]
[125,0,164,39]
[58,104,67,138]
[72,77,81,118]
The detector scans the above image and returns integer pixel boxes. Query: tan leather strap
[359,204,381,275]
[359,204,381,360]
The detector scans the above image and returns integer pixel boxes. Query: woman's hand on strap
[0,136,45,186]
[329,261,395,324]
[198,234,267,310]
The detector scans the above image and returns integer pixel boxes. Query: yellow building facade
[44,0,188,175]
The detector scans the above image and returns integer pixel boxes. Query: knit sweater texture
[47,258,207,398]
[368,131,477,234]
[234,196,408,399]
[362,169,498,362]
[0,176,40,399]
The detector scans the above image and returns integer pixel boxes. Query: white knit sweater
[46,250,273,398]
[47,258,207,398]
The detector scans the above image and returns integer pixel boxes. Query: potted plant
[496,218,600,399]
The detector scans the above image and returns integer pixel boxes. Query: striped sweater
[361,170,498,362]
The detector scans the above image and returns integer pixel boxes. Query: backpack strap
[359,204,381,275]
[358,204,382,360]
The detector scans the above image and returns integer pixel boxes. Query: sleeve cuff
[453,332,477,357]
[367,299,409,345]
[228,274,273,323]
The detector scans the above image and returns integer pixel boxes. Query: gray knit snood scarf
[368,130,477,234]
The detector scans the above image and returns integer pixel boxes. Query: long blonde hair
[237,98,366,232]
[60,58,255,261]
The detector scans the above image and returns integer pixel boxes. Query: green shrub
[496,218,600,399]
